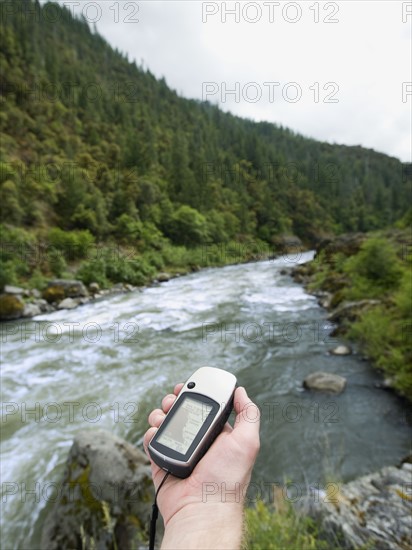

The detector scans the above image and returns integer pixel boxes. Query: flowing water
[1,252,411,548]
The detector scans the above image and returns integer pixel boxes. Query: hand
[143,384,260,549]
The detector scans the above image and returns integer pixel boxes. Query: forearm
[161,503,244,550]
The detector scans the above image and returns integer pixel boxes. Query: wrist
[161,502,244,550]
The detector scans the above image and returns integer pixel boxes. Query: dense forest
[0,0,410,287]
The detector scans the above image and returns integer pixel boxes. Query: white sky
[54,1,411,161]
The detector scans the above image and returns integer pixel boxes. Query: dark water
[1,252,411,548]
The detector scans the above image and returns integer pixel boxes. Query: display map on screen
[157,397,213,455]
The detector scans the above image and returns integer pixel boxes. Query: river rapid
[1,251,411,548]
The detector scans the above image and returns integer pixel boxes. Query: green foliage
[0,259,19,288]
[48,228,95,260]
[166,205,210,247]
[27,268,47,290]
[348,303,412,400]
[76,248,156,287]
[0,225,34,284]
[343,237,403,299]
[307,231,412,401]
[48,248,67,277]
[76,258,109,288]
[245,500,330,550]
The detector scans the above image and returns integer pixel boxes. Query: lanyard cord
[149,471,170,550]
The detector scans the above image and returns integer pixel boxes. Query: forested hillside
[0,0,410,286]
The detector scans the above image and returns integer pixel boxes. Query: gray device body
[148,367,237,478]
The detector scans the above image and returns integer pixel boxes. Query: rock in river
[303,371,347,393]
[0,294,25,320]
[330,344,352,356]
[41,429,154,550]
[42,279,88,303]
[57,297,78,310]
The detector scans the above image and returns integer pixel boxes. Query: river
[1,251,411,548]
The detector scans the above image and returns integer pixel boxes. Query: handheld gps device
[148,366,237,478]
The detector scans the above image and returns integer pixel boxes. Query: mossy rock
[42,285,66,304]
[0,294,24,320]
[41,429,155,550]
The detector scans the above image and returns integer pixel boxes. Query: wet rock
[43,279,88,303]
[22,303,42,318]
[313,291,333,309]
[157,272,171,282]
[41,429,154,550]
[88,282,100,294]
[3,284,24,295]
[35,299,54,313]
[0,294,25,320]
[112,283,125,292]
[299,464,412,550]
[57,297,78,310]
[30,288,41,299]
[303,371,347,393]
[330,345,352,356]
[328,299,381,324]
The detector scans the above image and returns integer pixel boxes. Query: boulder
[328,299,381,324]
[43,279,88,304]
[31,288,41,299]
[0,294,25,320]
[41,429,155,550]
[57,297,78,310]
[157,272,171,283]
[35,299,54,313]
[303,371,347,393]
[330,345,352,356]
[3,284,24,295]
[299,463,412,550]
[88,282,100,294]
[313,291,333,309]
[22,303,42,318]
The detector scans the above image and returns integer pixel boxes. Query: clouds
[57,1,411,161]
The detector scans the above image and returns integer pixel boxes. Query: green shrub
[27,268,47,290]
[48,228,95,260]
[77,248,156,287]
[166,205,210,247]
[77,258,109,288]
[48,248,67,277]
[348,298,412,400]
[0,260,19,289]
[343,237,403,299]
[245,500,330,550]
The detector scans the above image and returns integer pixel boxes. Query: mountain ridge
[0,0,410,286]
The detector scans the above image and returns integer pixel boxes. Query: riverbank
[0,235,305,321]
[292,229,412,402]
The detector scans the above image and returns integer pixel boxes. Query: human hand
[143,383,260,549]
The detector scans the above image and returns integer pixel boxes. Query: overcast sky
[56,1,411,162]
